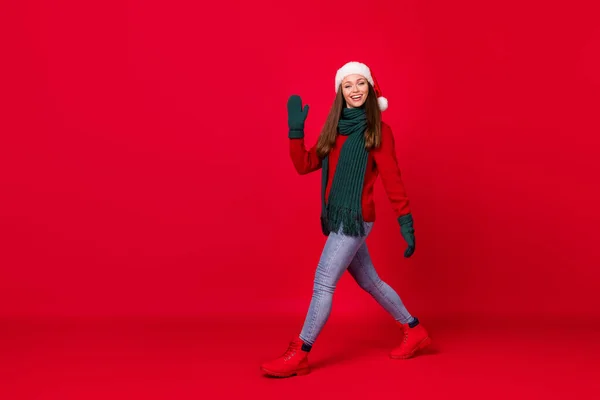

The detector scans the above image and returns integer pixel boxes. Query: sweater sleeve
[372,124,412,217]
[290,138,322,175]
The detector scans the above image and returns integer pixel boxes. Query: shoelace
[282,342,300,361]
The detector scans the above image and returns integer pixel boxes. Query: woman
[260,61,431,377]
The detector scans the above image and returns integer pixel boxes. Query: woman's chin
[346,100,366,108]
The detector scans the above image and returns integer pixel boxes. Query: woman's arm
[287,95,322,174]
[290,138,322,175]
[372,124,411,217]
[373,123,415,257]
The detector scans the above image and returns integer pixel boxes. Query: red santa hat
[334,61,388,112]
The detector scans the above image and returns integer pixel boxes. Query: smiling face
[341,74,369,108]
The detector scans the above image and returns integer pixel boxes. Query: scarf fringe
[321,204,365,237]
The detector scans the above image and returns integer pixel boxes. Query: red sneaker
[390,318,431,359]
[261,338,310,377]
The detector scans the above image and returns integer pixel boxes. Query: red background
[1,1,600,397]
[2,0,599,319]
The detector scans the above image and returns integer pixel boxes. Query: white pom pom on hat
[377,96,388,111]
[334,61,388,111]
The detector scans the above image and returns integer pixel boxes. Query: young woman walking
[260,61,431,377]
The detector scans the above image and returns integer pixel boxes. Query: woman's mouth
[350,95,362,101]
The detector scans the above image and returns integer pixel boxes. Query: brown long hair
[316,83,382,159]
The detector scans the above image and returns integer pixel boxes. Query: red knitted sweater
[289,122,411,222]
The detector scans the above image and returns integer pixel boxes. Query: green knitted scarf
[320,107,369,237]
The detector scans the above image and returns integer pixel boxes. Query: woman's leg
[348,243,432,358]
[298,222,373,347]
[347,242,414,324]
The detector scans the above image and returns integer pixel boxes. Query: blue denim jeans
[299,222,413,346]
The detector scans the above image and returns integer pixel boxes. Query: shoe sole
[389,336,432,359]
[260,366,310,377]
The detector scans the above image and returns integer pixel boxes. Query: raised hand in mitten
[287,95,309,139]
[398,214,416,258]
